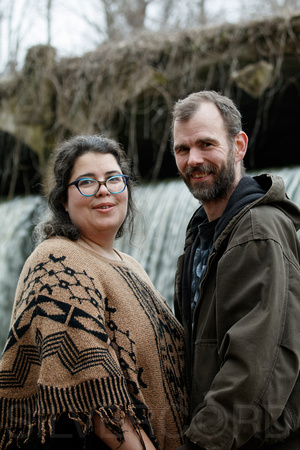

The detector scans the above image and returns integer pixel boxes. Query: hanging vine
[1,13,300,195]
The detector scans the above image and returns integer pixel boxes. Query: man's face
[173,102,237,204]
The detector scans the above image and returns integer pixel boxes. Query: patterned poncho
[0,237,188,449]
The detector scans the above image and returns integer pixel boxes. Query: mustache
[184,165,216,176]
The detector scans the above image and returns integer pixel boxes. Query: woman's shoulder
[20,237,98,288]
[25,237,81,268]
[118,251,159,289]
[119,251,145,272]
[33,237,75,255]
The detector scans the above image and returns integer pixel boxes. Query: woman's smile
[93,201,116,212]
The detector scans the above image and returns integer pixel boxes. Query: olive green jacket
[175,174,300,449]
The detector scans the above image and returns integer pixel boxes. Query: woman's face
[64,151,128,244]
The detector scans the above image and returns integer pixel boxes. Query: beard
[182,148,236,203]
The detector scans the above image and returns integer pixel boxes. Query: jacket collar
[186,175,266,241]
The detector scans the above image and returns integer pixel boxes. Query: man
[172,90,300,449]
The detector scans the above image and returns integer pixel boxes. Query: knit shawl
[0,237,187,449]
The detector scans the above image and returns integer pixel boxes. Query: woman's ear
[62,197,68,213]
[234,131,248,163]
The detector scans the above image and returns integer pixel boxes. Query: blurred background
[1,0,291,73]
[1,0,300,352]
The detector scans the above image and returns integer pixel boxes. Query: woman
[0,135,188,449]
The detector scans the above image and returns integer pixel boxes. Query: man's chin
[188,186,207,202]
[186,180,210,198]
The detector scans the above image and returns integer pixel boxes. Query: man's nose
[187,147,205,166]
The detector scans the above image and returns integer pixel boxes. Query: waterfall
[1,167,300,354]
[0,195,45,353]
[115,181,198,302]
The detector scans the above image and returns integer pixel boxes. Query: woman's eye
[79,179,96,186]
[109,176,122,183]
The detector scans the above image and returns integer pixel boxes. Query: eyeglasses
[68,175,129,196]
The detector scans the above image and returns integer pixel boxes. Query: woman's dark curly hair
[39,135,136,242]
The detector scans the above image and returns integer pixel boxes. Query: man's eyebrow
[174,143,187,151]
[195,137,218,145]
[174,137,218,151]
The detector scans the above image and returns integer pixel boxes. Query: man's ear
[234,131,248,163]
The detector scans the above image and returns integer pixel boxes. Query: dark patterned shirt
[191,219,218,316]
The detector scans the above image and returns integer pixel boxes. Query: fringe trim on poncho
[0,377,152,449]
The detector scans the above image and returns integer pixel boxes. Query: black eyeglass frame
[68,175,129,196]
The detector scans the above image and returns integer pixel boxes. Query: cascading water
[115,180,199,301]
[1,167,300,354]
[0,195,45,353]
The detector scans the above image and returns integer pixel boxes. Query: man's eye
[175,147,189,154]
[202,142,213,148]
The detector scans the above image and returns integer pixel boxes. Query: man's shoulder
[231,202,299,249]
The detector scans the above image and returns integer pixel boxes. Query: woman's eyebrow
[106,170,122,176]
[75,170,122,180]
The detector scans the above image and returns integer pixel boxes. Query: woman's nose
[95,183,110,196]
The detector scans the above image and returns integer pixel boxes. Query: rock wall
[1,14,300,196]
